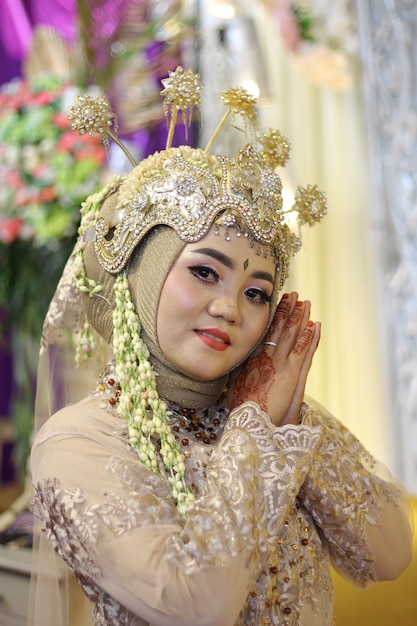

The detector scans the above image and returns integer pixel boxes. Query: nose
[207,294,241,325]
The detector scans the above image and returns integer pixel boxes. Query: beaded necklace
[167,403,228,449]
[94,361,228,449]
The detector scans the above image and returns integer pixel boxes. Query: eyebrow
[191,247,274,284]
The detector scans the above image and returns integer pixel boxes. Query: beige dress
[30,366,410,626]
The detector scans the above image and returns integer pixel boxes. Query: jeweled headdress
[69,66,327,286]
[67,66,327,515]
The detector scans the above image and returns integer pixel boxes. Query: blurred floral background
[0,76,106,476]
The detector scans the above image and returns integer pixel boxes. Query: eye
[189,265,220,284]
[244,287,272,306]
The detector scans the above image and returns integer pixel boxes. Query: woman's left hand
[227,292,321,427]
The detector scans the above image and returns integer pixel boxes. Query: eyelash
[188,265,271,306]
[189,265,219,283]
[245,288,272,306]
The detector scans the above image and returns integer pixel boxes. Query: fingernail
[282,293,289,299]
[295,300,303,307]
[307,320,314,327]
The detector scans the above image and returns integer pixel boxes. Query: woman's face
[157,227,276,381]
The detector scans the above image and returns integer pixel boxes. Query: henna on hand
[268,293,290,330]
[228,294,320,426]
[282,300,303,335]
[229,351,275,412]
[293,321,315,355]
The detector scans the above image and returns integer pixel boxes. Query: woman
[29,72,412,626]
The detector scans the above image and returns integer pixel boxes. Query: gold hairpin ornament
[293,185,328,226]
[205,87,258,153]
[160,66,203,149]
[259,128,327,230]
[68,93,137,167]
[259,128,292,168]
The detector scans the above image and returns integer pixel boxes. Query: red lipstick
[194,328,231,351]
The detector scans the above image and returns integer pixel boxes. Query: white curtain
[251,5,392,468]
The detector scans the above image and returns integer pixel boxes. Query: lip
[194,328,231,352]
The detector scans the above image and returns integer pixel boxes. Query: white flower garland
[73,178,119,365]
[113,273,195,515]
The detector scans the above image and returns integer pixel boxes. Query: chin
[178,363,230,382]
[186,370,226,382]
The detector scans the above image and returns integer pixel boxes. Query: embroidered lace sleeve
[298,397,413,586]
[220,401,322,543]
[30,399,320,626]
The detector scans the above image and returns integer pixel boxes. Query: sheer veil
[28,245,110,626]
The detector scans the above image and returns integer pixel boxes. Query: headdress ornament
[69,66,327,287]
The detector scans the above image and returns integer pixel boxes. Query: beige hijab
[83,219,228,407]
[82,190,281,409]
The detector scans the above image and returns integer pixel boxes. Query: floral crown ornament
[68,93,137,167]
[69,66,327,516]
[205,86,258,153]
[160,66,203,149]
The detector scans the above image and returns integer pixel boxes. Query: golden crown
[68,66,327,282]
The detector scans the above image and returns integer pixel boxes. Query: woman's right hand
[227,292,321,427]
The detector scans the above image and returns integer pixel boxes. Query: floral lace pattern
[39,249,85,355]
[31,395,405,625]
[300,405,402,585]
[31,479,145,625]
[32,470,162,625]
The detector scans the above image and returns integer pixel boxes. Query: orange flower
[38,187,56,203]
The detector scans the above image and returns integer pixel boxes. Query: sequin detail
[31,398,404,625]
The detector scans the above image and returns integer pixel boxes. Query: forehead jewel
[68,66,327,279]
